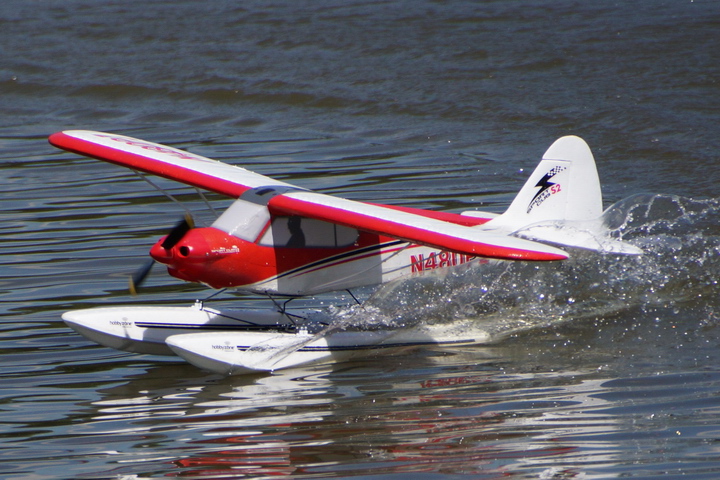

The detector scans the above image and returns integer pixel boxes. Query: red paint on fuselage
[150,226,389,291]
[147,209,534,294]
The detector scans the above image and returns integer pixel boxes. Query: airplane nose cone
[149,227,243,286]
[149,238,173,263]
[150,227,238,266]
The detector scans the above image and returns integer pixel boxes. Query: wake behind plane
[50,130,640,374]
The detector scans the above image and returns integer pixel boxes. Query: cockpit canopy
[212,199,359,248]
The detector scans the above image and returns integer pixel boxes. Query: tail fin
[476,136,641,255]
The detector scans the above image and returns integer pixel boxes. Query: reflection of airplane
[51,130,640,374]
[92,363,613,478]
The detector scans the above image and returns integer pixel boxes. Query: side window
[258,217,359,247]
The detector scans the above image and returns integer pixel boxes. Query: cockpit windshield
[211,199,270,243]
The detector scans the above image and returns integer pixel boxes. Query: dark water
[2,1,720,478]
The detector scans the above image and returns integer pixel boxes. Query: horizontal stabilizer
[516,222,643,255]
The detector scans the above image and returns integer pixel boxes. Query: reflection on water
[47,350,719,479]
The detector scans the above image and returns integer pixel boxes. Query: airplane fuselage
[150,204,487,296]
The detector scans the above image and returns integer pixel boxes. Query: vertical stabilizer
[476,136,641,255]
[482,136,602,232]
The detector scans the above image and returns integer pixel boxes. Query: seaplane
[50,130,641,375]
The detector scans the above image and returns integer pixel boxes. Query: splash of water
[331,194,720,340]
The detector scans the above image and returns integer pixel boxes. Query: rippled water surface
[2,1,720,478]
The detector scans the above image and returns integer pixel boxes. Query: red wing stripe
[375,204,491,226]
[49,131,283,198]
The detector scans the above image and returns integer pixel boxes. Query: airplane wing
[50,130,568,261]
[48,130,295,198]
[268,191,566,261]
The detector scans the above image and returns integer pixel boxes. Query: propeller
[129,213,195,295]
[160,213,195,250]
[129,260,154,296]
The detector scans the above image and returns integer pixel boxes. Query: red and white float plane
[51,130,640,374]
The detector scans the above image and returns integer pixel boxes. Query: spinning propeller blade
[161,213,195,249]
[129,260,154,296]
[129,213,195,295]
